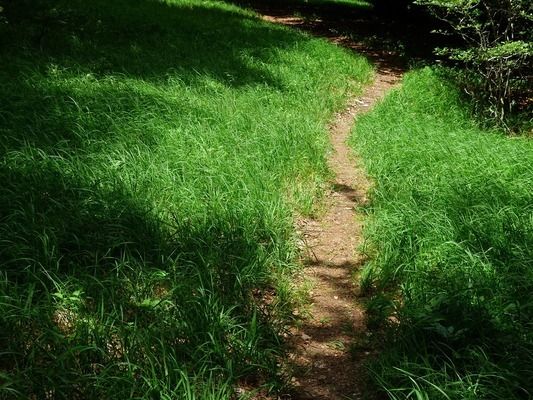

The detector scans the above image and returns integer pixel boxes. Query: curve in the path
[261,9,404,400]
[291,71,402,400]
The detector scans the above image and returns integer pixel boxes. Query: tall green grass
[0,0,372,398]
[351,67,533,399]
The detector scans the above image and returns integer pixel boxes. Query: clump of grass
[0,0,372,398]
[351,67,533,399]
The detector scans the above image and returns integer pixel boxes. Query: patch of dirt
[256,7,404,400]
[289,76,401,400]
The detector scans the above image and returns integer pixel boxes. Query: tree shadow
[0,0,345,396]
[284,256,382,399]
[0,159,272,297]
[2,0,304,87]
[0,0,307,319]
[231,0,442,64]
[0,76,184,154]
[0,0,314,154]
[0,157,281,397]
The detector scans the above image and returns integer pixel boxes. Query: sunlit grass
[0,0,372,398]
[351,67,533,399]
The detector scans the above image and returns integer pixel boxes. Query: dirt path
[259,8,404,400]
[289,77,401,400]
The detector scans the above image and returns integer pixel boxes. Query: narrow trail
[259,7,404,400]
[290,74,402,400]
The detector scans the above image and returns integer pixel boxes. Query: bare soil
[258,7,404,400]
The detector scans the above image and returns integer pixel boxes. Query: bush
[416,0,533,128]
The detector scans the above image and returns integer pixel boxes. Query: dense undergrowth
[0,0,372,398]
[351,68,533,399]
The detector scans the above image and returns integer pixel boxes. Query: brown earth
[257,6,404,400]
[289,77,401,400]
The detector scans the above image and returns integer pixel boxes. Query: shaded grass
[350,67,533,399]
[0,0,372,398]
[235,0,439,62]
[285,0,372,7]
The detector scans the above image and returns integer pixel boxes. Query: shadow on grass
[0,0,304,395]
[231,0,442,62]
[0,77,177,153]
[2,0,301,86]
[0,0,314,154]
[0,157,282,397]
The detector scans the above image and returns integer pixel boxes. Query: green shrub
[416,0,533,128]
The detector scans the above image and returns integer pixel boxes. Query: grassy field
[0,0,372,398]
[351,68,533,399]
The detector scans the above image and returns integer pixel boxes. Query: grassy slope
[0,0,371,398]
[351,67,533,399]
